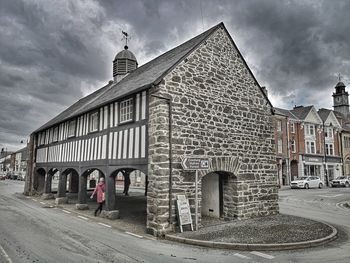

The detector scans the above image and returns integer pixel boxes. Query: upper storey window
[305,124,315,136]
[325,127,333,139]
[290,123,295,133]
[120,98,133,123]
[90,112,99,132]
[68,120,76,137]
[276,120,282,132]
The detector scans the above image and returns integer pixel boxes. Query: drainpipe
[323,121,329,186]
[150,92,173,227]
[286,117,291,185]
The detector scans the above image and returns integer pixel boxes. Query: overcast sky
[1,0,349,151]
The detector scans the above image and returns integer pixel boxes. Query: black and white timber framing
[35,90,148,171]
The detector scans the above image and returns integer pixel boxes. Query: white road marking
[32,199,37,201]
[318,194,343,198]
[250,251,275,259]
[77,216,88,221]
[234,253,250,259]
[0,244,13,263]
[125,232,143,238]
[40,202,46,205]
[62,210,71,214]
[98,222,112,228]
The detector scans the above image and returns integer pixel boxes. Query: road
[0,180,349,263]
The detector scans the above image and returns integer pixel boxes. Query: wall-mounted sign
[181,157,210,170]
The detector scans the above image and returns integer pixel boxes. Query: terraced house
[24,23,278,235]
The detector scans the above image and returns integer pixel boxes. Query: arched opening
[35,168,46,194]
[76,168,105,209]
[201,171,229,221]
[49,168,60,193]
[291,160,298,181]
[56,168,79,202]
[66,169,79,193]
[111,168,148,230]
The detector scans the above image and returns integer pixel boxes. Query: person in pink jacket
[90,177,106,216]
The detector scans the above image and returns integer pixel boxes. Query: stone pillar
[55,172,68,205]
[69,172,79,193]
[100,174,119,219]
[42,173,54,200]
[76,174,89,210]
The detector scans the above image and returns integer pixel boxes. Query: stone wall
[147,26,278,235]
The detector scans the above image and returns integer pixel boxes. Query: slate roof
[34,22,272,133]
[35,23,222,133]
[274,107,299,120]
[317,108,331,122]
[290,106,313,120]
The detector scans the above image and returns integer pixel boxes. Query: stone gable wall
[147,27,278,235]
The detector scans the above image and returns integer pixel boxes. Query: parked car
[330,176,350,187]
[6,171,13,179]
[290,176,323,189]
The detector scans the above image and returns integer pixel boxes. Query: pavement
[165,214,337,250]
[36,185,149,236]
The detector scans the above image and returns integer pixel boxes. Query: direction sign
[181,157,210,170]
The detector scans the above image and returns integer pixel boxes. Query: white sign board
[176,195,193,232]
[182,157,210,170]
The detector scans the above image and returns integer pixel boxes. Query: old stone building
[25,22,278,235]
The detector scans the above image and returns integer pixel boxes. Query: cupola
[113,45,138,83]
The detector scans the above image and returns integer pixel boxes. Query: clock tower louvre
[333,81,349,116]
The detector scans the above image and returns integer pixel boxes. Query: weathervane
[122,31,129,49]
[338,73,342,82]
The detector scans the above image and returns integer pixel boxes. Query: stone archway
[198,157,239,222]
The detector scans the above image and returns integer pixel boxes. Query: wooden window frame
[119,97,134,124]
[89,111,99,133]
[67,119,77,138]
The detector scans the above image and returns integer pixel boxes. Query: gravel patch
[178,214,334,244]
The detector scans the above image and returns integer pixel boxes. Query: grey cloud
[0,0,349,151]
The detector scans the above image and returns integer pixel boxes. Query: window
[52,127,58,142]
[90,112,99,132]
[120,98,133,123]
[277,139,283,153]
[290,140,296,153]
[325,128,333,139]
[305,124,315,136]
[326,143,334,155]
[277,120,282,132]
[68,120,76,137]
[344,137,350,148]
[306,141,315,154]
[290,123,295,133]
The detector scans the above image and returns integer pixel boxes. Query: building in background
[273,80,349,185]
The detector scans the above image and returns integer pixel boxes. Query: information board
[176,195,193,232]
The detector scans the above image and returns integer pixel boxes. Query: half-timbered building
[25,22,278,235]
